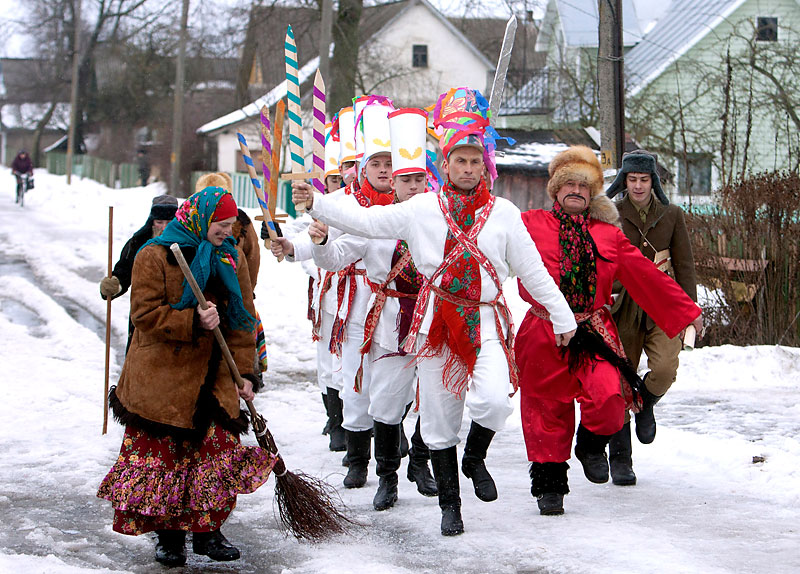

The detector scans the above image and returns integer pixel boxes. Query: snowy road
[0,170,798,574]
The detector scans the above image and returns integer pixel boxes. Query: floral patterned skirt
[97,422,277,536]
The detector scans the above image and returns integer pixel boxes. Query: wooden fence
[45,152,140,188]
[190,171,296,218]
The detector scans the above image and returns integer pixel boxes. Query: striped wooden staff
[259,105,279,245]
[237,132,283,262]
[311,70,326,199]
[281,26,321,195]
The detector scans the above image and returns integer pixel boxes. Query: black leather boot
[406,418,437,496]
[192,529,240,561]
[326,388,346,452]
[529,462,569,516]
[155,530,187,567]
[373,421,401,510]
[635,382,662,444]
[399,402,412,458]
[574,424,611,484]
[343,429,371,488]
[321,393,331,435]
[429,446,464,536]
[609,422,637,486]
[461,421,498,502]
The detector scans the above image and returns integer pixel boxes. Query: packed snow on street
[0,168,798,574]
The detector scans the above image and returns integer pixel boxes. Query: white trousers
[340,321,372,432]
[316,310,342,393]
[367,343,417,425]
[417,338,514,450]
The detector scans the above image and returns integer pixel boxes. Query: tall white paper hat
[353,95,370,162]
[362,104,392,168]
[388,108,427,177]
[323,122,339,180]
[338,107,357,164]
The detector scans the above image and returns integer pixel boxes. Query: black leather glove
[260,220,283,239]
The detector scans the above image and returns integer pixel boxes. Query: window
[412,45,428,68]
[756,17,778,42]
[677,154,712,196]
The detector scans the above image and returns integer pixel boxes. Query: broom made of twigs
[169,243,355,541]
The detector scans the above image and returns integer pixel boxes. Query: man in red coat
[514,146,702,515]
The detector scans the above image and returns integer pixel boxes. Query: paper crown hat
[323,122,339,179]
[337,107,357,164]
[362,104,393,168]
[388,108,427,176]
[431,87,513,183]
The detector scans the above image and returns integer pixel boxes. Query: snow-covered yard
[0,169,798,573]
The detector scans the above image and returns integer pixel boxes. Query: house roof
[495,128,598,172]
[199,0,507,136]
[625,0,747,97]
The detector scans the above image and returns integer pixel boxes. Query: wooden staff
[237,132,283,262]
[169,243,355,540]
[102,206,113,435]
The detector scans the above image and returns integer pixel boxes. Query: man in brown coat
[606,150,699,486]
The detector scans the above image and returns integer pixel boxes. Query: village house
[624,0,800,201]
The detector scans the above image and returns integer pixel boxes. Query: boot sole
[373,495,398,511]
[611,476,637,486]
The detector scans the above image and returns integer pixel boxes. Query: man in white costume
[292,88,577,536]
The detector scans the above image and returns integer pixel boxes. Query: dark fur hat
[605,150,669,205]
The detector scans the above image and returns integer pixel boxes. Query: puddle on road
[0,299,45,329]
[0,250,120,362]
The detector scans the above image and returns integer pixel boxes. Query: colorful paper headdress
[431,87,514,183]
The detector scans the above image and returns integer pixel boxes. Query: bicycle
[15,173,33,207]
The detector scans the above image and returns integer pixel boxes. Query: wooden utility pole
[170,0,190,197]
[66,0,82,184]
[318,0,333,84]
[597,0,626,170]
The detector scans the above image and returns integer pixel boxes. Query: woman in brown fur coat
[97,187,276,567]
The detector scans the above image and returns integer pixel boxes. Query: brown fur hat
[547,146,620,227]
[546,146,604,200]
[195,172,234,194]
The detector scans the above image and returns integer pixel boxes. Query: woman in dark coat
[97,187,276,567]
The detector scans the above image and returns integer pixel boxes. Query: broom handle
[169,243,261,423]
[102,206,113,435]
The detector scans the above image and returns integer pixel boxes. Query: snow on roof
[495,141,569,170]
[0,102,71,131]
[625,0,746,97]
[196,55,319,136]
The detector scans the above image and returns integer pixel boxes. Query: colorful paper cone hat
[389,108,427,176]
